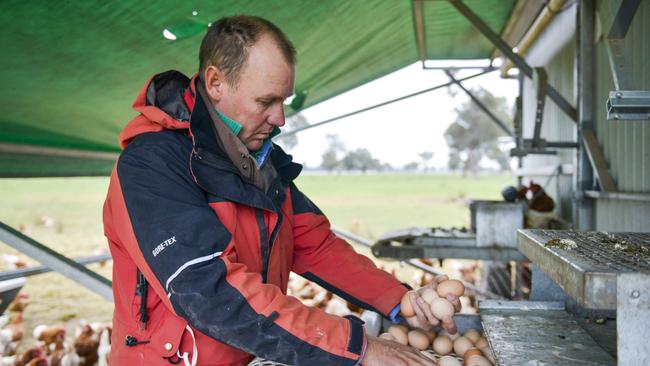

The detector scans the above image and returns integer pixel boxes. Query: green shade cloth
[0,0,515,176]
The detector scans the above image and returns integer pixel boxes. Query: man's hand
[361,337,437,366]
[405,275,462,334]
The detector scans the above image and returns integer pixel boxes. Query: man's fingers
[435,274,449,284]
[441,315,457,335]
[417,297,438,325]
[446,295,462,312]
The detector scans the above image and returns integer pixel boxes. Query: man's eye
[259,100,272,107]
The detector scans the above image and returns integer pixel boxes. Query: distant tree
[320,134,345,171]
[403,162,420,171]
[447,150,462,171]
[419,151,434,172]
[340,148,383,173]
[275,114,309,151]
[444,87,512,176]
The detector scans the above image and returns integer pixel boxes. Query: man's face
[210,36,295,151]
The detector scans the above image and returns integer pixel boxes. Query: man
[104,15,459,366]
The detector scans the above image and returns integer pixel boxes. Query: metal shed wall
[594,0,650,193]
[520,4,577,223]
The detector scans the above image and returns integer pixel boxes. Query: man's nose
[268,104,286,127]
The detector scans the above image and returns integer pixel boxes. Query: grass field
[0,173,511,345]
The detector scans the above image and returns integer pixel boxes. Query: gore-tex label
[152,236,176,257]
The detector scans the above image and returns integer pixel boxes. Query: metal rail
[0,221,113,301]
[0,253,112,281]
[332,226,504,299]
[282,68,496,137]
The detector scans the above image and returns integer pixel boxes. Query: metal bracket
[606,90,650,120]
[603,0,649,121]
[532,67,548,146]
[0,221,113,301]
[510,139,579,157]
[448,0,577,122]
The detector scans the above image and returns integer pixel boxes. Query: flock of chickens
[0,292,110,366]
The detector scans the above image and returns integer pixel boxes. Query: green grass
[0,173,512,343]
[296,173,511,240]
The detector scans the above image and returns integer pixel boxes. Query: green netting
[0,0,514,176]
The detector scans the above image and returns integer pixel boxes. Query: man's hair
[199,15,296,88]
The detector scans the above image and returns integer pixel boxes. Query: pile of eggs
[378,279,494,366]
[380,326,494,366]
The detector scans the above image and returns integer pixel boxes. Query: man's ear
[203,65,225,103]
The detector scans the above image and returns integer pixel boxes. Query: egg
[400,291,415,317]
[430,298,455,319]
[439,329,460,340]
[408,330,430,350]
[436,279,465,298]
[475,337,488,349]
[480,346,495,364]
[387,325,409,345]
[438,355,462,366]
[464,329,481,344]
[452,336,473,356]
[463,348,483,363]
[379,332,396,341]
[420,288,439,304]
[465,355,492,366]
[432,335,453,355]
[424,329,436,342]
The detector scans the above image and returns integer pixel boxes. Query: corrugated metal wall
[519,1,650,231]
[594,0,650,193]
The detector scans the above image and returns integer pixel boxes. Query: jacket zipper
[136,269,149,330]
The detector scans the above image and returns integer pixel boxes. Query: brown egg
[475,337,488,349]
[430,298,455,319]
[480,346,495,364]
[436,279,465,298]
[438,355,462,366]
[465,355,492,366]
[424,329,436,342]
[464,329,481,344]
[432,335,453,355]
[452,336,473,357]
[400,291,415,317]
[387,325,409,345]
[439,329,460,340]
[379,332,396,341]
[408,330,430,350]
[420,288,439,304]
[463,348,483,363]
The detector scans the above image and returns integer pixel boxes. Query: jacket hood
[119,70,194,149]
[118,70,302,183]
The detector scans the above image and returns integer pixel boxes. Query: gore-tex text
[152,236,176,257]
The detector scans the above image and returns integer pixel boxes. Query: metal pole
[574,0,595,230]
[444,70,514,137]
[282,68,496,137]
[448,0,578,122]
[0,222,113,301]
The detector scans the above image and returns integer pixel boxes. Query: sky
[277,61,519,170]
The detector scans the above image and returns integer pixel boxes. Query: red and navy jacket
[103,70,408,366]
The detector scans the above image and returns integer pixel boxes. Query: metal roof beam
[444,70,514,137]
[412,0,427,66]
[449,0,578,122]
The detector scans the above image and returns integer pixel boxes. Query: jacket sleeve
[289,182,409,318]
[107,136,365,366]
